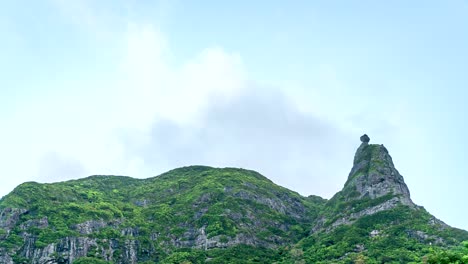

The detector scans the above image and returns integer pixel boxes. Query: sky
[0,0,467,230]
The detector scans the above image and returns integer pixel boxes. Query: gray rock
[0,208,28,230]
[134,199,150,207]
[369,230,380,238]
[328,197,401,230]
[347,143,414,204]
[73,220,107,235]
[20,217,49,230]
[0,250,13,264]
[313,139,417,233]
[121,227,139,237]
[360,134,370,143]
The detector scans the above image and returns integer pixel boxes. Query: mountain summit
[311,135,417,234]
[0,136,467,263]
[344,134,413,205]
[301,135,468,263]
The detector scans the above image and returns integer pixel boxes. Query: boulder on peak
[360,134,370,143]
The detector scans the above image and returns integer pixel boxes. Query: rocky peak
[310,135,417,232]
[360,134,370,143]
[344,135,413,206]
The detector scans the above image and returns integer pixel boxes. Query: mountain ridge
[0,135,466,263]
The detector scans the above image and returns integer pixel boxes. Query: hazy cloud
[0,9,404,201]
[121,87,357,197]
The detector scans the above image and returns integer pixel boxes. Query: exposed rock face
[20,217,49,230]
[73,220,108,235]
[0,208,28,231]
[327,197,402,230]
[23,236,129,264]
[345,140,413,206]
[0,251,13,264]
[0,168,312,263]
[312,135,416,232]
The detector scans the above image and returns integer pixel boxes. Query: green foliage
[0,166,325,262]
[287,205,468,263]
[34,227,75,247]
[11,254,29,264]
[424,241,468,264]
[73,257,111,264]
[0,233,23,250]
[0,165,467,263]
[161,251,205,264]
[159,245,282,263]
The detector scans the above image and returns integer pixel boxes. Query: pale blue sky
[1,1,467,230]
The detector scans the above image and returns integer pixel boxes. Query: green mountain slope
[0,135,466,264]
[0,166,325,263]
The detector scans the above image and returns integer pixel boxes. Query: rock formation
[345,135,413,206]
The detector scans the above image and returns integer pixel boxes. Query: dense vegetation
[0,166,326,263]
[424,241,468,264]
[285,205,468,263]
[1,142,467,263]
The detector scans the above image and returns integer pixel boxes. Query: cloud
[120,86,356,197]
[0,22,251,189]
[0,12,398,201]
[102,23,359,197]
[0,21,366,199]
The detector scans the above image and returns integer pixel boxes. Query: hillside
[0,166,325,263]
[0,135,467,263]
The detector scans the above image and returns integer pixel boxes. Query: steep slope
[287,135,468,263]
[0,166,325,264]
[312,134,415,233]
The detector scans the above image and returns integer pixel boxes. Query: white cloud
[0,22,252,198]
[0,0,415,201]
[0,16,407,201]
[0,18,361,200]
[114,23,247,126]
[120,87,356,197]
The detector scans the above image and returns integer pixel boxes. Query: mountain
[0,167,325,263]
[290,135,468,263]
[0,135,466,263]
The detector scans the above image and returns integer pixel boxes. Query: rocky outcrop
[313,135,417,233]
[231,189,306,218]
[0,208,28,231]
[73,220,108,235]
[15,235,143,264]
[346,135,414,206]
[326,197,401,230]
[407,230,445,245]
[360,134,370,143]
[0,251,13,264]
[167,226,261,250]
[20,217,49,230]
[0,213,142,264]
